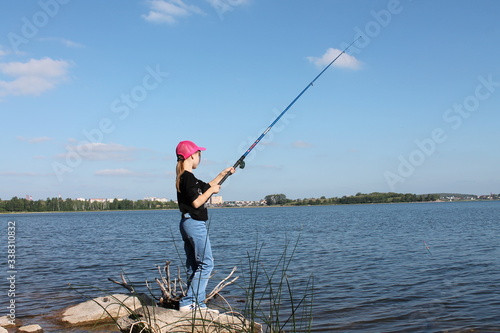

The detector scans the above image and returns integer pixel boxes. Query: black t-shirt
[177,171,211,221]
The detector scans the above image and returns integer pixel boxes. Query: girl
[175,140,235,311]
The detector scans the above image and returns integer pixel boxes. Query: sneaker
[179,303,198,311]
[199,307,219,314]
[179,304,219,314]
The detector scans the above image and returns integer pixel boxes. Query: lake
[1,201,499,332]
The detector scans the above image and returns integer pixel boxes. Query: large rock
[117,306,262,333]
[0,327,8,333]
[61,294,143,325]
[0,315,16,327]
[18,324,43,333]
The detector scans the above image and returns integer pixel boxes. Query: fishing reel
[234,157,245,170]
[218,158,245,185]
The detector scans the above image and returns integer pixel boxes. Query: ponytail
[175,157,185,192]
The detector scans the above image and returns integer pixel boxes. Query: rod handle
[218,171,232,186]
[218,156,245,185]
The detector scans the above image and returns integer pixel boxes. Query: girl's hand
[210,167,236,188]
[211,185,221,194]
[221,167,235,176]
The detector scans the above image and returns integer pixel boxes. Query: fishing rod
[219,36,361,185]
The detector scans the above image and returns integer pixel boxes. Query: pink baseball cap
[176,140,206,160]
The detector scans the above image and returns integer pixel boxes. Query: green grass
[69,235,313,333]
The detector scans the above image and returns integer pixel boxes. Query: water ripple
[1,202,499,332]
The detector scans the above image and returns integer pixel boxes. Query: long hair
[175,156,185,192]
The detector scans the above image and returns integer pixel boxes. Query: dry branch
[107,272,135,293]
[205,266,239,302]
[109,260,238,310]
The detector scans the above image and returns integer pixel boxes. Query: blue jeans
[179,217,214,308]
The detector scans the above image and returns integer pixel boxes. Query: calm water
[1,201,499,332]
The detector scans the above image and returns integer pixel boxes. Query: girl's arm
[191,167,235,209]
[192,186,219,209]
[209,167,235,187]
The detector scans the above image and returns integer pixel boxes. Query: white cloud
[0,171,46,177]
[142,0,250,24]
[205,0,250,16]
[0,57,71,97]
[78,143,134,153]
[293,140,313,148]
[94,168,157,178]
[1,57,69,77]
[142,0,204,24]
[95,169,134,176]
[57,143,137,161]
[39,37,85,48]
[307,48,362,70]
[17,136,53,143]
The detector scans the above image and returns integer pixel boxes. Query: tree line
[1,192,442,213]
[264,192,440,206]
[0,197,178,213]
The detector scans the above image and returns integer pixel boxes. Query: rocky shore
[0,294,261,333]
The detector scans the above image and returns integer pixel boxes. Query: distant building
[223,200,266,207]
[210,196,223,205]
[26,195,33,201]
[144,197,169,202]
[89,198,115,203]
[79,198,123,202]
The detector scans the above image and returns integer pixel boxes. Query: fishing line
[219,36,362,185]
[423,241,432,255]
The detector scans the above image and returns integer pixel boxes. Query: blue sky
[1,0,499,201]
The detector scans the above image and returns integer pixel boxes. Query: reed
[235,237,314,333]
[69,235,313,332]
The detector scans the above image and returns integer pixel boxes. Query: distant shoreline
[2,199,498,215]
[0,208,177,215]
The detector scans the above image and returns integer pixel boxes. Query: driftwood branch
[155,261,184,308]
[177,266,185,296]
[109,260,238,309]
[107,272,135,293]
[144,280,158,302]
[205,266,239,302]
